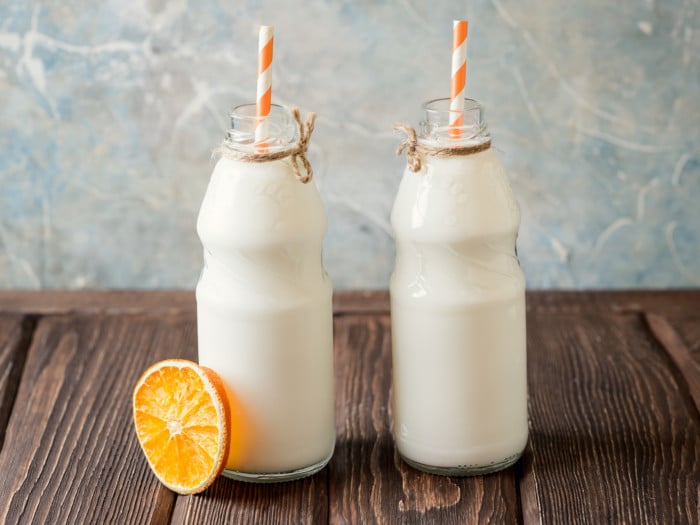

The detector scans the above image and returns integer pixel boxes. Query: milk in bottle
[196,104,335,482]
[391,98,528,475]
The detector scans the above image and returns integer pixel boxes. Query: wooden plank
[517,445,542,525]
[328,315,520,524]
[0,290,389,316]
[647,312,700,356]
[525,289,700,315]
[523,311,700,525]
[1,290,697,317]
[0,291,696,523]
[0,315,34,450]
[343,288,684,317]
[645,314,700,414]
[333,290,389,314]
[169,472,328,524]
[0,315,198,524]
[0,290,196,316]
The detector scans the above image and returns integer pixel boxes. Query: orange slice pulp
[132,359,231,494]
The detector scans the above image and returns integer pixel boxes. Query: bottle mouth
[224,103,297,152]
[419,97,490,146]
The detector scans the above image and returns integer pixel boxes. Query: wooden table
[0,291,698,524]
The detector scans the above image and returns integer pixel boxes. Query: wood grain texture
[0,315,198,524]
[516,446,542,525]
[524,311,700,525]
[0,315,33,450]
[333,290,389,315]
[328,315,520,524]
[2,290,698,317]
[525,290,700,315]
[0,291,698,525]
[0,290,388,316]
[645,314,700,414]
[648,311,700,356]
[0,290,196,316]
[169,471,328,525]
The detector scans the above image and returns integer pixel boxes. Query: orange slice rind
[132,359,230,494]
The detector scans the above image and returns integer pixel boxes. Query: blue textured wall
[1,0,698,289]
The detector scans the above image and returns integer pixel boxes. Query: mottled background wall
[1,0,698,289]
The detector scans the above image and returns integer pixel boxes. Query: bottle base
[220,449,333,483]
[399,451,523,477]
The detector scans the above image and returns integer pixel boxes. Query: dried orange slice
[132,359,231,494]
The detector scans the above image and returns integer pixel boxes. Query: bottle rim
[224,103,298,153]
[419,97,490,146]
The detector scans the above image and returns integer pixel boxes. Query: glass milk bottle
[391,98,528,475]
[196,104,335,482]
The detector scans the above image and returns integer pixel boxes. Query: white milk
[390,98,528,475]
[196,105,335,481]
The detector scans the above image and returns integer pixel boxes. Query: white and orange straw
[449,20,468,139]
[255,25,274,150]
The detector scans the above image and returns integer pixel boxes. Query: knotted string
[216,107,316,183]
[288,108,315,183]
[394,124,422,173]
[394,123,491,173]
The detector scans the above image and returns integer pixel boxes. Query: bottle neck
[419,97,490,148]
[224,103,298,153]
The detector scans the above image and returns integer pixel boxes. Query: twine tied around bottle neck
[394,123,491,173]
[217,108,316,183]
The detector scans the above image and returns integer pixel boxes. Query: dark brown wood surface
[0,315,32,450]
[0,291,697,524]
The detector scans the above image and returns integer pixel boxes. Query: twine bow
[394,123,492,173]
[394,123,423,173]
[289,108,315,183]
[216,107,316,184]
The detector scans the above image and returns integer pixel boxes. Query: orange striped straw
[449,20,468,139]
[255,25,274,150]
